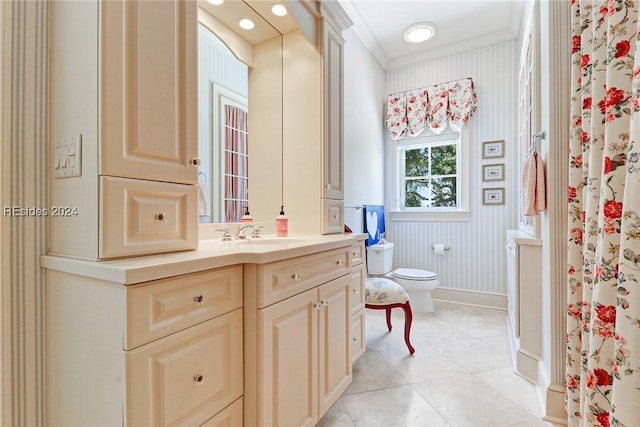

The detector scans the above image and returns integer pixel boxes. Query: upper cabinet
[101,0,199,184]
[282,1,352,234]
[50,0,198,260]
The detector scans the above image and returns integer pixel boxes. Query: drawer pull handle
[193,374,204,384]
[314,302,323,310]
[322,299,328,306]
[190,157,201,166]
[154,212,168,222]
[194,295,205,305]
[291,273,301,281]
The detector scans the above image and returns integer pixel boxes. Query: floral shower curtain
[567,1,640,426]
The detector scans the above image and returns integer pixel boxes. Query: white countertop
[41,234,362,285]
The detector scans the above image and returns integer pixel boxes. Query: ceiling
[338,0,527,69]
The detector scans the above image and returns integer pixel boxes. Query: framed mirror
[197,0,287,223]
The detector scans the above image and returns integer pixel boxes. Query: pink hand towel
[522,151,546,216]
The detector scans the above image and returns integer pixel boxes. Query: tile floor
[317,301,565,427]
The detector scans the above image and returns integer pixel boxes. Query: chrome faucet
[235,224,263,239]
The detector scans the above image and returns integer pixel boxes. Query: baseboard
[537,364,568,424]
[432,287,508,310]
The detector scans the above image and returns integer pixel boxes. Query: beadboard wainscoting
[386,40,519,306]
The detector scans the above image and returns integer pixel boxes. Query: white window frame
[388,127,470,222]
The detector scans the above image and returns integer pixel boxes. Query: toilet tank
[366,242,394,275]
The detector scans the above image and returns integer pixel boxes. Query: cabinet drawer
[127,309,243,427]
[126,266,242,349]
[258,247,350,308]
[322,199,343,234]
[200,397,243,427]
[349,264,365,316]
[100,176,198,259]
[348,240,365,266]
[350,310,365,364]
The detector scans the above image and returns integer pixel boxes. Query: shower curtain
[567,1,640,426]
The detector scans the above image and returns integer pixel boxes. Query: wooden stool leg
[385,308,393,331]
[402,302,415,355]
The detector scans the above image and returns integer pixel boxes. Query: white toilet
[366,242,439,313]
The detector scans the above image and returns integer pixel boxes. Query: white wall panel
[342,28,387,233]
[386,40,519,296]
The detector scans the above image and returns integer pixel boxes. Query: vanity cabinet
[49,0,198,260]
[44,265,243,427]
[348,237,366,363]
[244,247,353,426]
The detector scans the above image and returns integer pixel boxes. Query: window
[401,139,458,208]
[389,129,469,221]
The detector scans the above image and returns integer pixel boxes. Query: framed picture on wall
[483,188,505,205]
[482,163,505,181]
[482,140,505,158]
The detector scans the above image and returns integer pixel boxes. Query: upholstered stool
[365,277,415,354]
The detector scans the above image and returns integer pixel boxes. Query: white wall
[342,28,387,233]
[385,40,519,299]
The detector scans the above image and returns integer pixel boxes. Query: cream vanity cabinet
[348,236,366,363]
[244,246,353,426]
[49,0,198,260]
[282,2,352,235]
[44,264,243,427]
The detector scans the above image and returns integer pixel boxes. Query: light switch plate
[54,134,82,178]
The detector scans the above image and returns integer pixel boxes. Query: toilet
[366,242,439,313]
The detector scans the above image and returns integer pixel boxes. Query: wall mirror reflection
[197,0,289,223]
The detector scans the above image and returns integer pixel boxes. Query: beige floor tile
[341,385,451,427]
[316,399,355,427]
[431,336,513,373]
[412,374,534,427]
[475,367,544,418]
[343,349,407,396]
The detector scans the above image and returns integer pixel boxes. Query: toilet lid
[392,268,437,280]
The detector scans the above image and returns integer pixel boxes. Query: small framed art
[482,188,505,205]
[482,140,505,159]
[482,163,505,181]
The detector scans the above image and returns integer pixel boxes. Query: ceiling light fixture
[206,0,224,5]
[238,18,255,30]
[403,22,437,43]
[271,4,288,17]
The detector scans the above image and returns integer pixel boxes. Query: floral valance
[385,77,478,140]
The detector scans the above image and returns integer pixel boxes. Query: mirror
[197,0,288,223]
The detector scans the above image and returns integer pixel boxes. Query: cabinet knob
[322,299,328,306]
[336,260,343,266]
[190,157,201,166]
[193,295,205,305]
[326,184,332,189]
[353,288,359,294]
[314,302,323,310]
[353,337,358,342]
[352,251,359,256]
[193,374,204,384]
[291,273,301,281]
[154,212,168,222]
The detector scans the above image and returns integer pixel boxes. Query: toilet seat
[392,268,438,281]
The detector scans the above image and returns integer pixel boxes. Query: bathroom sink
[233,237,311,246]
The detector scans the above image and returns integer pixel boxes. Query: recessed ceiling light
[239,18,255,30]
[206,0,224,5]
[403,22,437,43]
[271,4,288,16]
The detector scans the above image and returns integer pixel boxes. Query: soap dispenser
[276,206,288,237]
[241,207,253,222]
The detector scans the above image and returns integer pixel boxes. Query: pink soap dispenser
[276,206,288,237]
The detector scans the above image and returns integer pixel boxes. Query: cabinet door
[101,0,198,184]
[318,275,352,415]
[259,288,318,427]
[322,21,344,200]
[127,310,243,427]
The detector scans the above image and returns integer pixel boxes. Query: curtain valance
[385,77,478,140]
